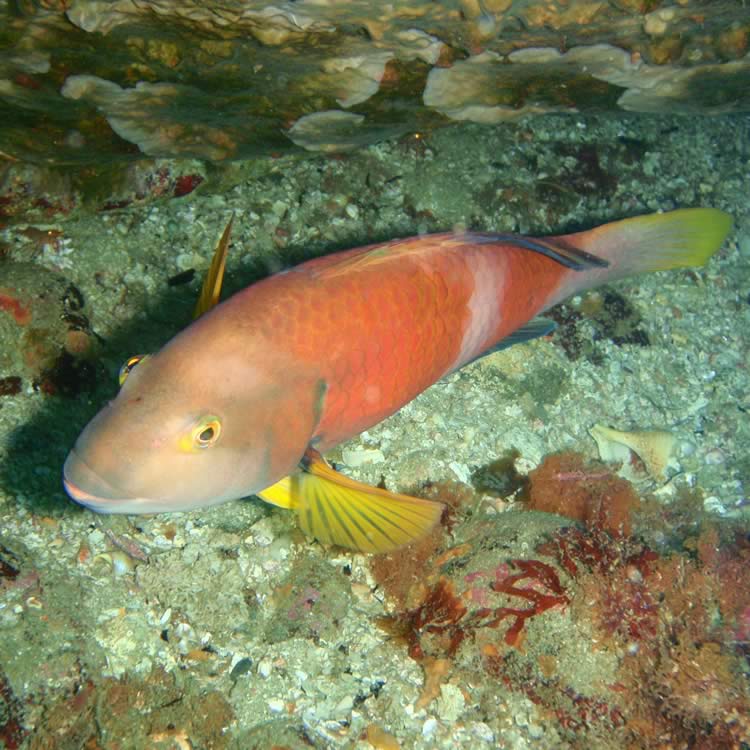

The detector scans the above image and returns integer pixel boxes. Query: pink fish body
[63,208,731,552]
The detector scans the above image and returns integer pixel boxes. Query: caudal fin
[549,208,732,305]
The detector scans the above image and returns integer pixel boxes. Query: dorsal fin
[304,236,431,280]
[194,213,234,318]
[463,232,609,271]
[307,230,609,282]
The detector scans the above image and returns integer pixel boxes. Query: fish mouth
[63,450,145,514]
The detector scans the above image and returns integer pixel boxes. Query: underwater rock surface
[2,0,750,219]
[0,102,749,747]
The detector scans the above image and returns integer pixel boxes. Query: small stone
[176,252,193,271]
[422,717,438,737]
[248,518,275,546]
[268,698,286,713]
[257,657,273,678]
[366,724,401,750]
[644,7,674,36]
[435,684,465,722]
[64,329,92,355]
[471,721,495,742]
[87,529,105,547]
[677,439,696,458]
[448,461,470,484]
[528,723,544,739]
[703,496,727,515]
[334,695,354,715]
[341,447,385,467]
[704,448,725,465]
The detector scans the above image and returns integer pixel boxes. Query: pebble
[87,529,105,547]
[471,722,495,742]
[248,518,275,546]
[257,657,273,678]
[703,496,728,515]
[677,439,696,458]
[436,684,465,722]
[528,723,544,739]
[704,448,725,465]
[334,695,354,715]
[342,447,385,467]
[448,461,471,484]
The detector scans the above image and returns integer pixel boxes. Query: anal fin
[461,317,556,368]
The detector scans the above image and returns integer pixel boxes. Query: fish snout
[63,450,123,512]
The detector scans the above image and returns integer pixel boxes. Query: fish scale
[303,244,475,448]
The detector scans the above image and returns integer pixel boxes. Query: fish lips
[63,450,143,514]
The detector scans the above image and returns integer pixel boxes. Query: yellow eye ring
[192,417,221,449]
[118,354,149,386]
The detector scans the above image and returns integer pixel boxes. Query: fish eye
[193,417,221,449]
[118,354,149,386]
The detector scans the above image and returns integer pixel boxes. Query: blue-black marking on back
[463,232,609,271]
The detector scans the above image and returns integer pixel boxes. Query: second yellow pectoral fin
[256,475,294,509]
[294,452,444,554]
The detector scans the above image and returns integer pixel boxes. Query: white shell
[590,424,676,480]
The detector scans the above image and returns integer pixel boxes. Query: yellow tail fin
[548,207,733,306]
[580,207,732,277]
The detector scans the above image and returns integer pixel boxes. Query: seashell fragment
[589,424,676,480]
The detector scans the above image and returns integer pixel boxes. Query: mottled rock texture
[1,0,748,215]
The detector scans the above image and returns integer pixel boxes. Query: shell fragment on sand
[589,423,677,481]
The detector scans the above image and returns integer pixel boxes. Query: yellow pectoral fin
[193,213,234,319]
[257,476,294,509]
[294,453,444,554]
[256,453,444,553]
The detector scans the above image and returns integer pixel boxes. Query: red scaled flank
[240,208,727,451]
[253,235,567,450]
[62,209,732,554]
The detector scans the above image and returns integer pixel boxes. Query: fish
[62,207,732,553]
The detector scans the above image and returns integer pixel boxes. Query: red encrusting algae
[488,559,569,646]
[526,452,639,536]
[0,290,32,326]
[370,448,750,747]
